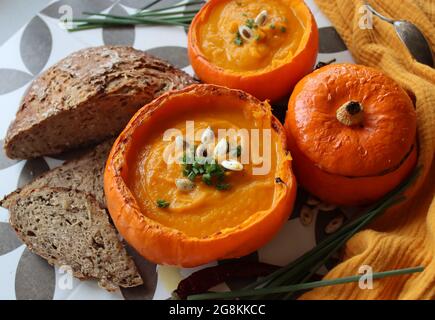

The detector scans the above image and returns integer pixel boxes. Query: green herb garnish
[216,182,231,191]
[187,171,197,181]
[156,199,170,208]
[234,32,243,46]
[181,151,230,190]
[202,173,212,185]
[245,18,255,29]
[280,26,287,33]
[181,146,233,190]
[269,23,276,29]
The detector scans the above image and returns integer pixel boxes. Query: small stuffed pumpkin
[284,63,417,206]
[188,0,318,102]
[104,84,297,267]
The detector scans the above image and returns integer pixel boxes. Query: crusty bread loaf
[8,187,143,291]
[1,139,113,209]
[4,46,195,159]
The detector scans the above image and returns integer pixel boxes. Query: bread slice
[8,187,143,291]
[5,46,195,159]
[1,139,113,210]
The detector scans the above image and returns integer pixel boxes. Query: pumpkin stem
[336,101,364,126]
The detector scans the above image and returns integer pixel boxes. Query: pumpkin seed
[238,25,253,41]
[325,215,344,234]
[300,205,318,226]
[318,203,337,211]
[195,143,209,158]
[221,159,243,171]
[255,10,268,26]
[175,135,188,150]
[201,126,215,144]
[175,178,196,192]
[214,138,228,158]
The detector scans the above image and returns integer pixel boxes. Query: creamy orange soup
[127,105,283,238]
[198,0,306,73]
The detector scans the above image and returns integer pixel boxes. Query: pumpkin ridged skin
[284,63,417,206]
[104,84,296,267]
[187,0,318,102]
[287,135,417,206]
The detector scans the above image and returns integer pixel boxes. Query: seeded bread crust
[0,139,113,210]
[8,187,143,291]
[4,46,195,159]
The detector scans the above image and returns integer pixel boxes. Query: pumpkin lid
[287,63,417,177]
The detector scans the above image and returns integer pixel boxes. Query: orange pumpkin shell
[188,0,318,102]
[105,84,297,267]
[285,63,417,205]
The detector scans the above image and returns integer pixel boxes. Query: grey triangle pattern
[102,4,136,46]
[41,0,114,19]
[318,26,347,53]
[120,243,158,300]
[146,46,189,69]
[17,158,50,188]
[0,69,33,95]
[120,0,154,9]
[0,222,23,256]
[15,248,56,300]
[141,0,181,10]
[20,16,52,76]
[0,139,19,170]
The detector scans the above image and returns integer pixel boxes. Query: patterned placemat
[0,0,355,300]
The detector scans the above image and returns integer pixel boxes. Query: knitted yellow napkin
[300,0,435,300]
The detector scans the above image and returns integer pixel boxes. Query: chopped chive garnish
[202,173,212,185]
[156,199,170,208]
[187,171,197,181]
[216,183,231,190]
[234,32,243,46]
[180,145,232,191]
[245,18,255,29]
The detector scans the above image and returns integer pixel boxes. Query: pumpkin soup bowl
[284,63,417,206]
[104,84,296,267]
[188,0,318,102]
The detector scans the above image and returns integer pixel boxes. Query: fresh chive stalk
[188,266,424,300]
[67,1,205,32]
[187,166,421,299]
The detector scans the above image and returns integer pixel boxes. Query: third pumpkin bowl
[188,0,318,102]
[284,63,417,206]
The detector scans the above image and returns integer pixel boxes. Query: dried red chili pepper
[173,261,279,300]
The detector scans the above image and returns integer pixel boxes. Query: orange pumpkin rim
[188,0,317,78]
[104,84,297,266]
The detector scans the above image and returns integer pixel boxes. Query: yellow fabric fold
[300,0,435,300]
